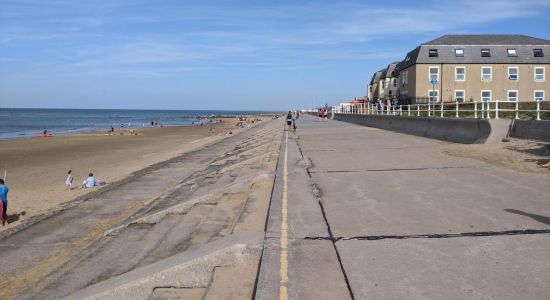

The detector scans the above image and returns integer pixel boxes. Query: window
[535,67,545,81]
[405,55,411,62]
[393,78,397,87]
[454,90,465,102]
[481,90,492,102]
[455,49,464,57]
[534,49,544,57]
[507,49,517,57]
[429,49,438,57]
[428,90,439,103]
[507,90,518,102]
[481,49,491,57]
[508,67,518,80]
[381,80,385,89]
[455,67,465,81]
[481,67,492,81]
[369,86,372,93]
[402,71,408,85]
[534,90,544,102]
[429,66,439,82]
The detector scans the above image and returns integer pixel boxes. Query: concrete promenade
[257,115,550,299]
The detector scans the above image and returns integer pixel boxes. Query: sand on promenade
[441,138,550,175]
[0,117,272,231]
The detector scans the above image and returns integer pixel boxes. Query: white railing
[334,100,549,121]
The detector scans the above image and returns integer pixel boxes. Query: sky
[1,0,549,110]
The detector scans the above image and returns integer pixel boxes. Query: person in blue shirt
[83,173,96,188]
[0,178,8,226]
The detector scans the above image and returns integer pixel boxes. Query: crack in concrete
[296,138,356,300]
[309,165,488,174]
[335,229,550,241]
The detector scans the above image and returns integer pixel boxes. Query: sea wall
[510,119,550,142]
[332,114,491,144]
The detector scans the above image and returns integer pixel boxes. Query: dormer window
[534,49,544,57]
[507,49,517,57]
[405,55,411,62]
[481,49,491,57]
[428,49,438,57]
[455,49,464,57]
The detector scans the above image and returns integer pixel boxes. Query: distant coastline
[0,108,279,140]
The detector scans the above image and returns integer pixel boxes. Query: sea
[0,108,277,140]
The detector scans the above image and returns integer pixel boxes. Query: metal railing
[335,100,550,121]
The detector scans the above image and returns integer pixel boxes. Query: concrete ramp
[63,232,264,300]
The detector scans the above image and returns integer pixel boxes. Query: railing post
[474,102,478,118]
[481,101,485,118]
[455,101,459,118]
[536,100,541,121]
[428,101,431,117]
[495,101,499,119]
[408,104,411,116]
[486,101,490,119]
[417,104,420,116]
[515,101,519,119]
[440,102,444,118]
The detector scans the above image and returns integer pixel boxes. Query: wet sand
[0,117,271,230]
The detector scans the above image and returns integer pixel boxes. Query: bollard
[515,101,519,119]
[474,102,478,118]
[455,101,459,118]
[495,101,499,119]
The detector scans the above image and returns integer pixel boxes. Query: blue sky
[1,0,549,110]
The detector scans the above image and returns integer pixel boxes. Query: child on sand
[65,170,73,189]
[0,178,9,226]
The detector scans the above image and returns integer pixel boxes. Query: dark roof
[369,69,385,85]
[398,35,550,70]
[424,35,550,46]
[384,61,400,79]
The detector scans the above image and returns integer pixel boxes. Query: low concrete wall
[333,114,491,144]
[511,120,550,142]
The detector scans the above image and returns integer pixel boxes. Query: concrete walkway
[257,115,550,300]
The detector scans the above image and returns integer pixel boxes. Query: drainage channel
[309,165,488,174]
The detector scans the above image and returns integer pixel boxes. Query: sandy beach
[0,116,271,231]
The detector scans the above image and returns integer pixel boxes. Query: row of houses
[366,35,550,104]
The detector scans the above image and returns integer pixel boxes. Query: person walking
[0,178,9,226]
[286,111,293,131]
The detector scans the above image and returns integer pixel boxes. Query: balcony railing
[335,100,550,121]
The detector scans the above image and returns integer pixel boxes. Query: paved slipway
[0,119,283,300]
[256,115,550,300]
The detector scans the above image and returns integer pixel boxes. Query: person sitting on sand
[83,173,95,188]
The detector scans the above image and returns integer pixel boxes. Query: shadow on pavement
[504,209,550,226]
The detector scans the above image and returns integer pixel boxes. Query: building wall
[413,64,548,102]
[398,65,417,100]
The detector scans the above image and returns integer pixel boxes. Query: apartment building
[367,69,385,101]
[379,62,400,100]
[393,35,549,104]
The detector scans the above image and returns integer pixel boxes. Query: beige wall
[398,65,417,99]
[380,77,399,99]
[412,64,549,102]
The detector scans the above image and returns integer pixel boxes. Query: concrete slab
[148,287,205,300]
[337,235,550,300]
[312,167,550,237]
[288,239,351,300]
[204,265,257,300]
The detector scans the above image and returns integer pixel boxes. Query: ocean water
[0,108,275,140]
